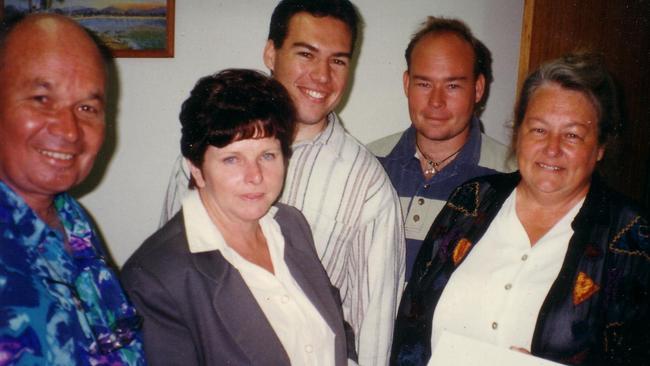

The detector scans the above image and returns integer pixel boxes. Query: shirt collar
[291,112,343,148]
[0,180,32,225]
[182,189,278,253]
[390,116,484,168]
[0,180,97,257]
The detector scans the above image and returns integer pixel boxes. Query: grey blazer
[121,203,354,365]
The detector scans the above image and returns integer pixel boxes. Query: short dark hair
[512,52,620,149]
[404,16,491,83]
[268,0,360,53]
[180,69,296,169]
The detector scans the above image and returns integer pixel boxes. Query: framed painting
[0,0,175,58]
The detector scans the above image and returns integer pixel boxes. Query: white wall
[77,0,524,266]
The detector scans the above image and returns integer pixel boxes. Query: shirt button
[492,322,498,330]
[305,344,313,353]
[521,254,528,261]
[505,283,512,290]
[423,184,430,189]
[413,215,420,222]
[418,198,425,205]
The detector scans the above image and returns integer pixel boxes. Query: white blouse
[431,189,584,352]
[183,190,335,366]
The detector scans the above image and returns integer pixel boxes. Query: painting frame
[0,0,175,58]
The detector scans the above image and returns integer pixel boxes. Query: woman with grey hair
[391,53,649,365]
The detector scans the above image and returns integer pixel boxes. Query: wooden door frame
[517,0,536,95]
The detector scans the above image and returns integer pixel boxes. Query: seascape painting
[2,0,175,57]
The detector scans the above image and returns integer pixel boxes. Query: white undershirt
[183,190,335,366]
[431,189,584,352]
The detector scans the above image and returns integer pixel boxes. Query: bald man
[0,14,145,365]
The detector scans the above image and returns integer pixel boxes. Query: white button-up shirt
[183,190,335,366]
[431,189,584,352]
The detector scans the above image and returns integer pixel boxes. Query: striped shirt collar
[292,113,343,151]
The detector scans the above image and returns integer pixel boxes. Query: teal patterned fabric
[0,180,145,366]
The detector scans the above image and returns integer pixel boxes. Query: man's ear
[474,73,486,103]
[188,159,206,189]
[597,145,605,162]
[402,70,410,98]
[263,39,276,72]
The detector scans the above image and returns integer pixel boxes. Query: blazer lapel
[191,250,290,365]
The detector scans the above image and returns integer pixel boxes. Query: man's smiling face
[264,12,352,129]
[0,17,106,204]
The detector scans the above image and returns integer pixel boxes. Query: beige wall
[77,0,524,265]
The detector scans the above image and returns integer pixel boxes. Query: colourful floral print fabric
[0,181,145,366]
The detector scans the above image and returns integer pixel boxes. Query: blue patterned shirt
[0,181,145,366]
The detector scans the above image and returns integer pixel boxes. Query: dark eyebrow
[528,117,592,129]
[31,77,105,103]
[412,75,470,83]
[89,92,106,104]
[291,42,352,59]
[445,76,469,82]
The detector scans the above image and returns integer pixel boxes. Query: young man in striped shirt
[160,1,405,365]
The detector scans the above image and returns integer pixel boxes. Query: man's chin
[296,113,329,127]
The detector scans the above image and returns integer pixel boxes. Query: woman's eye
[223,156,237,164]
[262,152,276,161]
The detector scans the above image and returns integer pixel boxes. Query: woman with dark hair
[121,69,354,366]
[391,53,649,365]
